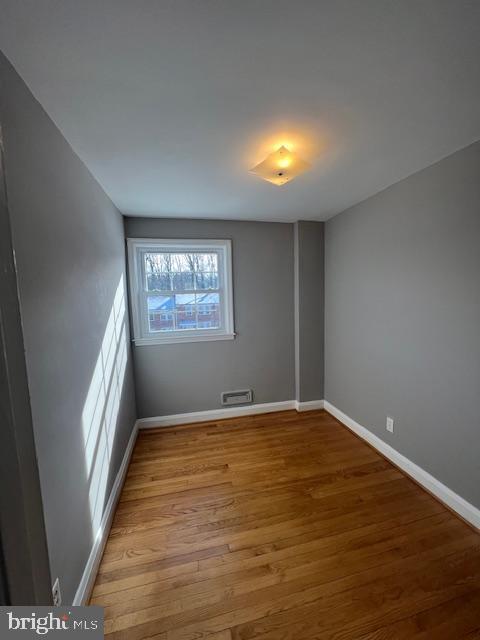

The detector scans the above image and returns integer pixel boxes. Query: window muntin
[128,239,234,345]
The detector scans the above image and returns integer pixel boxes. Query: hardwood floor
[91,409,480,639]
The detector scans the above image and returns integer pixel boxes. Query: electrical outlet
[52,578,62,607]
[386,416,394,433]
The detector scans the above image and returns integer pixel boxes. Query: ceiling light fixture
[250,145,310,186]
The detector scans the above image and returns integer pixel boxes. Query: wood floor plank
[90,410,480,640]
[100,514,463,626]
[123,539,480,638]
[95,514,452,614]
[356,589,480,639]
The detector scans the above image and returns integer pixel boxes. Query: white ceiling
[1,0,479,222]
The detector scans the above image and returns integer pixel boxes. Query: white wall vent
[221,389,253,406]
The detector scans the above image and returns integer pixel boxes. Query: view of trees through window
[144,252,221,332]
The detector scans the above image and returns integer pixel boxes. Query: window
[127,238,234,345]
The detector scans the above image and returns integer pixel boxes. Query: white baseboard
[73,421,139,605]
[137,400,297,429]
[324,401,480,531]
[295,399,324,412]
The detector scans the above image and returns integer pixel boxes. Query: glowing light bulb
[278,157,291,168]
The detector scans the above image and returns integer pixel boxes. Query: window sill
[133,332,236,346]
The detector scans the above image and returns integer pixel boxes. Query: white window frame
[127,238,235,346]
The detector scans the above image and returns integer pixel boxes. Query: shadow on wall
[81,275,129,539]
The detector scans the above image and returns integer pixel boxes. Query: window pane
[174,294,197,330]
[144,251,219,291]
[147,272,171,291]
[144,253,171,291]
[196,293,220,328]
[147,293,222,333]
[172,272,194,290]
[195,271,218,290]
[194,253,218,272]
[147,295,174,332]
[171,253,195,272]
[193,253,218,290]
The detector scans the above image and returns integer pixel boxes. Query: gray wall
[0,127,51,605]
[294,221,325,402]
[325,140,480,509]
[125,217,295,417]
[0,52,137,604]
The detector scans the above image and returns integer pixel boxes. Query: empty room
[0,1,479,638]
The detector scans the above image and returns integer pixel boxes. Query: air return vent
[221,389,253,406]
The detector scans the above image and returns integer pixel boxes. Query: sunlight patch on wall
[81,275,128,536]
